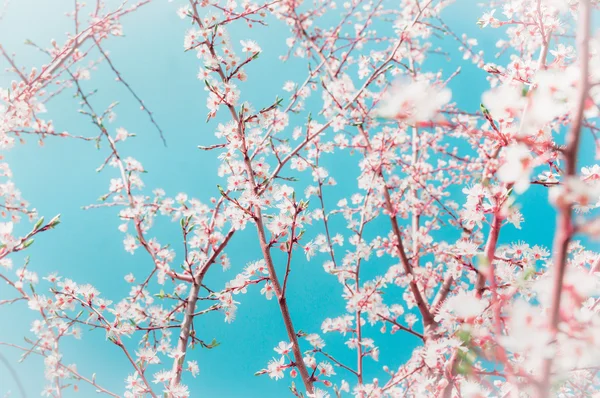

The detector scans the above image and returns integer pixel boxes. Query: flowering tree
[1,0,600,397]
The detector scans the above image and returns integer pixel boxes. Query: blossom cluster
[1,0,600,397]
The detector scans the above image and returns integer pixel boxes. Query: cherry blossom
[0,0,599,397]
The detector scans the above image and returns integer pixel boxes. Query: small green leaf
[456,328,472,344]
[22,239,34,249]
[456,358,473,376]
[48,214,61,228]
[205,338,220,349]
[522,266,536,281]
[33,217,44,231]
[479,103,490,117]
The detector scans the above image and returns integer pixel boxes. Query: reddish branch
[539,0,591,395]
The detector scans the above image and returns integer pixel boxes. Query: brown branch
[93,38,167,146]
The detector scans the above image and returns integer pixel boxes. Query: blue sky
[0,0,596,397]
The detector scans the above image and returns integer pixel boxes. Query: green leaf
[205,338,220,349]
[456,358,473,376]
[22,239,34,249]
[479,103,490,117]
[522,266,536,281]
[289,382,298,394]
[456,328,472,344]
[34,217,44,231]
[48,214,61,228]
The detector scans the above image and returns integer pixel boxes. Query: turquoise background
[0,1,596,396]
